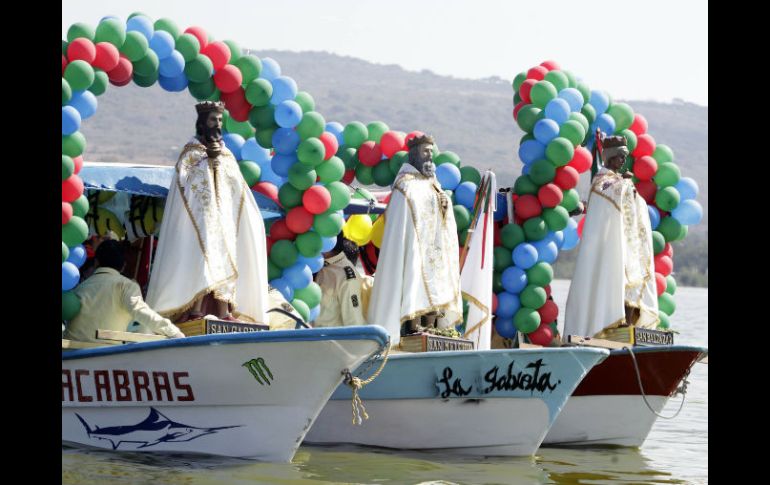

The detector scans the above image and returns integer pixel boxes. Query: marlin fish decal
[75,408,242,450]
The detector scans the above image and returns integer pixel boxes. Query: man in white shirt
[314,237,372,327]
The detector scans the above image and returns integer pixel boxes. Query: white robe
[146,138,269,323]
[367,164,463,344]
[564,168,659,338]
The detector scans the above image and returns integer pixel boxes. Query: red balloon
[554,166,579,190]
[629,113,648,136]
[365,242,379,268]
[519,79,536,104]
[380,131,406,158]
[577,215,585,238]
[527,323,553,346]
[538,299,559,324]
[73,156,83,174]
[540,60,560,71]
[62,202,73,225]
[184,26,209,49]
[635,180,657,204]
[357,141,382,167]
[655,272,667,296]
[110,76,132,87]
[62,55,68,75]
[253,181,278,202]
[214,64,243,93]
[538,183,563,208]
[493,225,503,246]
[663,243,674,258]
[269,219,296,241]
[633,155,658,181]
[514,194,542,220]
[286,206,314,233]
[513,101,526,121]
[107,55,133,84]
[342,169,355,184]
[654,254,674,277]
[527,66,548,81]
[544,284,552,297]
[220,87,249,111]
[404,130,425,148]
[201,41,231,71]
[62,175,84,203]
[302,185,332,214]
[228,103,251,122]
[67,38,97,64]
[568,146,592,173]
[266,236,274,254]
[93,42,120,71]
[491,293,498,314]
[632,133,656,158]
[318,132,339,161]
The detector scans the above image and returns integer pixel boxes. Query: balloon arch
[62,15,702,345]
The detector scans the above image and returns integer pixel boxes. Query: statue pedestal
[399,333,474,352]
[595,325,674,346]
[176,318,269,336]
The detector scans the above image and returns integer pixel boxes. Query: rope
[342,339,391,425]
[625,346,689,420]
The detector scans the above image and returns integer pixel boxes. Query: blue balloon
[674,177,699,201]
[522,164,531,175]
[66,245,87,268]
[436,163,461,190]
[308,305,320,323]
[534,239,558,264]
[494,317,517,338]
[494,193,507,222]
[68,90,98,120]
[501,266,528,294]
[271,153,299,177]
[496,291,521,318]
[272,127,301,154]
[321,235,337,252]
[158,73,188,92]
[62,262,80,291]
[561,218,580,251]
[518,139,547,165]
[271,278,295,302]
[260,57,281,81]
[256,159,283,186]
[596,113,616,135]
[62,106,81,135]
[589,90,610,115]
[223,133,246,160]
[534,118,560,145]
[126,15,154,40]
[544,98,571,125]
[647,204,660,229]
[547,230,565,249]
[671,199,703,226]
[512,243,538,269]
[158,50,185,77]
[325,122,345,147]
[270,76,299,106]
[241,138,271,163]
[274,100,303,128]
[297,254,324,273]
[558,88,584,112]
[283,262,313,290]
[149,30,175,60]
[455,181,477,209]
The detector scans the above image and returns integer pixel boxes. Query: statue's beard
[204,126,223,145]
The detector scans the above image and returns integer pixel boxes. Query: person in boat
[367,134,463,340]
[146,101,270,324]
[564,133,659,339]
[266,285,306,330]
[314,236,373,327]
[64,240,185,343]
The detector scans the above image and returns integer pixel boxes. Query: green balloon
[544,70,568,92]
[224,115,254,139]
[657,311,670,330]
[355,164,375,185]
[133,70,159,88]
[297,112,326,140]
[568,112,589,134]
[278,183,303,209]
[62,156,74,181]
[529,159,556,185]
[120,31,149,62]
[530,80,558,109]
[512,72,527,92]
[513,92,522,105]
[559,120,586,146]
[560,188,579,212]
[243,79,272,107]
[517,105,542,133]
[620,129,637,152]
[366,121,389,143]
[343,122,368,148]
[493,246,513,272]
[493,271,504,293]
[62,39,69,56]
[655,186,680,212]
[62,241,70,263]
[223,40,242,63]
[270,240,298,268]
[295,282,322,309]
[86,69,108,96]
[675,224,688,242]
[389,151,408,173]
[652,231,665,254]
[185,54,214,83]
[291,298,310,321]
[175,33,201,62]
[458,228,469,245]
[521,284,547,310]
[62,291,82,320]
[316,156,345,183]
[373,162,396,186]
[653,144,675,164]
[501,223,525,250]
[581,103,596,125]
[71,195,89,218]
[657,216,682,242]
[234,55,262,84]
[238,161,261,187]
[513,174,539,195]
[339,147,359,170]
[542,206,570,231]
[313,212,344,237]
[665,275,677,295]
[459,166,481,185]
[654,162,682,188]
[658,292,676,316]
[67,23,95,42]
[154,18,180,40]
[607,102,634,132]
[527,262,554,287]
[296,231,323,257]
[514,308,541,333]
[62,78,72,106]
[64,60,95,91]
[62,132,86,158]
[255,127,276,149]
[435,151,460,167]
[563,70,578,88]
[296,138,325,167]
[249,104,277,130]
[95,19,126,48]
[523,217,548,241]
[268,259,282,280]
[62,216,89,247]
[454,205,471,231]
[546,137,574,166]
[294,91,315,113]
[287,163,317,191]
[133,50,159,77]
[327,182,351,211]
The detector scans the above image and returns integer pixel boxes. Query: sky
[62,0,708,106]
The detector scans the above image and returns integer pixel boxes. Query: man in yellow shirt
[314,237,371,327]
[64,240,185,343]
